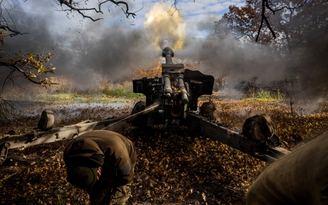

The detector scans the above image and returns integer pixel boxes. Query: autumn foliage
[1,98,328,204]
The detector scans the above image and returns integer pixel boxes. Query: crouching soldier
[246,131,328,205]
[63,130,137,205]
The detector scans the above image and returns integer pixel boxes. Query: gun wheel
[199,101,216,121]
[131,101,146,114]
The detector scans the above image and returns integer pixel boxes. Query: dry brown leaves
[1,99,328,204]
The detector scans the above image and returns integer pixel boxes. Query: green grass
[32,89,145,104]
[101,88,143,99]
[255,89,284,101]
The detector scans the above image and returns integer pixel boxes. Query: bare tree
[0,1,56,89]
[57,0,137,21]
[57,0,313,43]
[255,0,311,41]
[55,0,201,22]
[0,1,26,39]
[71,34,95,60]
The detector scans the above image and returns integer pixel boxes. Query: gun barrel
[162,47,174,64]
[163,73,172,98]
[178,75,189,104]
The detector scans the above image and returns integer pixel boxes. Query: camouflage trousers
[87,181,131,205]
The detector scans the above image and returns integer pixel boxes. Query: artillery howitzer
[0,47,290,165]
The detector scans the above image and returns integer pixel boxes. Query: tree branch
[0,52,57,88]
[0,25,28,37]
[58,0,136,21]
[256,0,276,41]
[0,61,41,85]
[256,0,308,41]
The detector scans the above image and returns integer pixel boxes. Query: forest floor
[1,96,328,205]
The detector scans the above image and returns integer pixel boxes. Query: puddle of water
[8,100,134,123]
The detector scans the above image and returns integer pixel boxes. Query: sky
[21,0,245,39]
[0,0,302,103]
[0,0,289,96]
[4,0,269,86]
[2,0,328,114]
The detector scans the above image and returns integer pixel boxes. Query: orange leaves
[27,71,37,79]
[130,126,266,204]
[3,51,56,88]
[0,29,9,45]
[0,144,90,204]
[2,99,328,204]
[130,61,162,79]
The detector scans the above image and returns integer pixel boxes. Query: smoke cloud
[1,1,327,112]
[0,3,159,91]
[144,3,186,50]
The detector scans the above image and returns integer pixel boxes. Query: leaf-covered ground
[1,98,328,204]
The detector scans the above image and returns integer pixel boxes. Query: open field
[1,96,328,204]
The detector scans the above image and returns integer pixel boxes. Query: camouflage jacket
[247,132,328,205]
[64,130,137,186]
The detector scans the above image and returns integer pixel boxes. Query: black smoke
[2,1,327,114]
[0,2,160,93]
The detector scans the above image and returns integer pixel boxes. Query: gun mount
[132,47,214,126]
[0,47,291,165]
